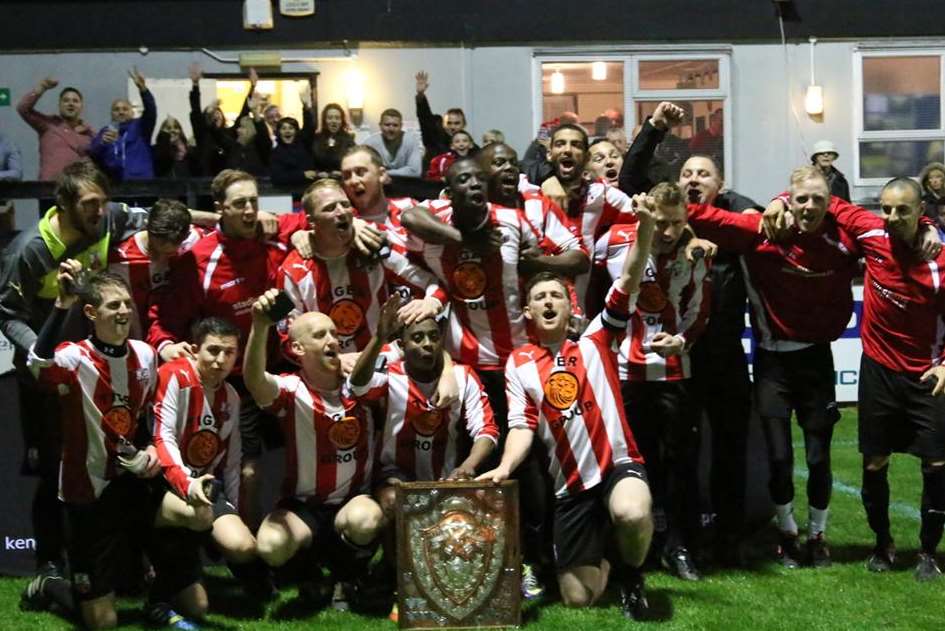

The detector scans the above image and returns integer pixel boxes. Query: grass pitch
[1,409,943,630]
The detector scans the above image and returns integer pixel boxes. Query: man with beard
[363,109,423,178]
[619,102,761,559]
[477,203,657,619]
[592,183,711,580]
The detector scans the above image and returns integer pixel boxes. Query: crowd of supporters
[2,62,945,631]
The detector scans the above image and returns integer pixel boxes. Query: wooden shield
[395,480,521,629]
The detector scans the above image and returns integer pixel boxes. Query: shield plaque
[395,480,521,629]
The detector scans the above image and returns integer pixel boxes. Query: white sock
[775,503,798,535]
[809,507,829,537]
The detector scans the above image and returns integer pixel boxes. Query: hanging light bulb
[591,61,607,81]
[550,69,565,94]
[805,36,824,115]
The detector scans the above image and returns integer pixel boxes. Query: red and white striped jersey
[28,339,156,504]
[828,199,945,375]
[264,373,377,505]
[108,228,204,340]
[593,224,711,381]
[357,196,415,231]
[353,360,498,481]
[506,285,644,498]
[152,358,241,505]
[409,201,537,370]
[520,191,585,257]
[277,236,447,353]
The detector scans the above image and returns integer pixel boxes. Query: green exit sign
[0,89,9,107]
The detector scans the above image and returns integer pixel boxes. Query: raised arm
[618,101,685,196]
[615,196,656,295]
[400,206,462,245]
[130,67,157,138]
[242,289,282,407]
[16,77,58,132]
[350,295,401,389]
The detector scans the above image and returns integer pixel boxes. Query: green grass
[2,409,944,630]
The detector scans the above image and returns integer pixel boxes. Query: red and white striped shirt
[28,339,156,503]
[277,237,447,353]
[264,373,377,505]
[152,358,241,505]
[506,285,644,498]
[520,191,585,257]
[357,196,415,231]
[108,227,204,340]
[593,224,711,381]
[353,360,498,481]
[409,201,537,370]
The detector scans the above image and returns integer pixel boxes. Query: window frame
[853,48,945,186]
[533,49,731,180]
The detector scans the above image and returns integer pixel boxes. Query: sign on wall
[280,0,315,16]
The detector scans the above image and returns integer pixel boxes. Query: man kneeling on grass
[243,289,385,607]
[477,204,657,620]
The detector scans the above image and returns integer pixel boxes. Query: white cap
[811,140,838,159]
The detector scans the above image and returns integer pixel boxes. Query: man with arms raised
[243,289,385,604]
[17,76,95,180]
[478,204,656,619]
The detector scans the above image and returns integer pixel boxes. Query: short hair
[276,117,300,133]
[684,153,724,179]
[482,129,505,145]
[589,138,615,149]
[445,108,467,124]
[402,314,445,339]
[55,159,109,213]
[649,182,685,208]
[551,123,589,149]
[882,176,923,202]
[445,157,480,184]
[380,108,403,122]
[789,165,828,190]
[342,144,384,168]
[264,104,280,115]
[191,316,241,348]
[477,142,517,168]
[524,271,569,301]
[211,169,255,204]
[81,272,130,309]
[301,178,345,214]
[147,199,191,244]
[451,129,474,144]
[59,87,82,101]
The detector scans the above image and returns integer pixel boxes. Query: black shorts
[622,379,698,457]
[64,475,159,601]
[552,462,649,571]
[858,354,945,460]
[754,344,840,432]
[229,375,283,458]
[276,497,342,543]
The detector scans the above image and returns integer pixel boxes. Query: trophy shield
[395,480,521,629]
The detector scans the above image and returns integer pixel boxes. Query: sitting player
[243,288,385,605]
[152,316,273,601]
[24,264,203,630]
[477,203,657,619]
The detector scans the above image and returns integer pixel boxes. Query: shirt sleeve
[505,354,540,432]
[152,367,193,499]
[540,198,585,255]
[276,212,309,246]
[147,251,201,352]
[221,388,242,506]
[676,256,713,346]
[381,241,448,304]
[685,203,761,253]
[16,90,50,132]
[462,368,498,444]
[27,341,82,389]
[349,369,389,400]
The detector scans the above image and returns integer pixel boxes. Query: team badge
[452,262,487,299]
[329,299,365,336]
[636,281,668,313]
[328,416,361,450]
[412,409,445,436]
[186,430,221,468]
[74,573,91,595]
[102,406,133,436]
[544,372,580,410]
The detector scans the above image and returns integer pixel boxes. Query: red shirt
[152,358,241,504]
[425,151,458,181]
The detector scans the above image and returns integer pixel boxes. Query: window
[537,51,730,180]
[854,50,945,184]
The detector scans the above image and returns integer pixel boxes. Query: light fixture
[550,69,565,94]
[346,69,365,127]
[805,36,824,115]
[591,61,607,81]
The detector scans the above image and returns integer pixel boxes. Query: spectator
[89,67,156,181]
[425,129,474,181]
[919,161,945,219]
[270,116,316,186]
[362,109,422,177]
[0,131,23,181]
[304,97,355,178]
[811,140,851,202]
[481,129,505,146]
[213,100,272,177]
[16,77,96,180]
[689,108,724,167]
[188,62,228,176]
[606,127,629,155]
[152,116,197,178]
[414,70,466,159]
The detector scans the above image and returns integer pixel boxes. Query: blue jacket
[0,132,22,181]
[90,89,156,181]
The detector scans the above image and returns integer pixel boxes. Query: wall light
[346,69,365,127]
[805,36,824,115]
[550,69,565,94]
[591,61,607,81]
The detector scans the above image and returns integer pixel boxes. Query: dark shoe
[145,602,201,630]
[806,533,832,568]
[866,540,896,573]
[776,533,802,569]
[619,571,649,621]
[661,546,701,581]
[19,562,63,612]
[914,552,942,582]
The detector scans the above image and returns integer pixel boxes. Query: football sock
[805,429,833,510]
[861,464,891,544]
[808,507,829,537]
[920,464,945,554]
[775,503,798,536]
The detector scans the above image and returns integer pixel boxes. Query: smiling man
[362,109,423,178]
[89,67,156,181]
[18,76,96,180]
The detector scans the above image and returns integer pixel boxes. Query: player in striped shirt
[26,267,205,630]
[340,144,415,229]
[477,205,657,620]
[244,288,385,601]
[592,183,712,581]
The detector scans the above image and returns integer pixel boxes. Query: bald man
[243,290,384,604]
[89,67,156,181]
